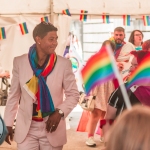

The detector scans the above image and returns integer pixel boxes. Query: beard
[115,39,123,44]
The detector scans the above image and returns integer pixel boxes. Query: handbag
[79,92,96,111]
[79,85,97,111]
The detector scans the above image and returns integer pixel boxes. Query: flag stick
[106,45,132,109]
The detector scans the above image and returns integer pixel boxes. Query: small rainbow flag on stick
[62,9,71,16]
[80,10,88,22]
[41,16,49,23]
[123,15,130,26]
[102,15,110,24]
[143,16,150,26]
[81,47,115,94]
[127,53,150,88]
[19,22,28,35]
[0,27,6,40]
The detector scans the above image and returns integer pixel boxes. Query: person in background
[4,22,79,150]
[77,40,115,147]
[101,51,150,145]
[128,30,143,51]
[106,105,150,150]
[110,27,135,62]
[110,27,135,89]
[142,39,150,51]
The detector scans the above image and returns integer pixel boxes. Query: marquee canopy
[0,0,149,16]
[0,0,149,75]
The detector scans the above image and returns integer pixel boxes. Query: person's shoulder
[14,54,28,61]
[13,54,28,65]
[123,42,135,50]
[57,55,71,64]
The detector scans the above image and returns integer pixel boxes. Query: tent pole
[50,0,54,24]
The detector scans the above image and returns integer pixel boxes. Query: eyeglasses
[134,34,142,37]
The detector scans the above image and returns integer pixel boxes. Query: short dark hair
[128,30,143,45]
[33,22,58,41]
[114,27,125,32]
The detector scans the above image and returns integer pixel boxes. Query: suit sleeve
[57,60,79,118]
[4,58,21,126]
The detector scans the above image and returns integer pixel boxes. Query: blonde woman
[106,105,150,150]
[76,40,115,147]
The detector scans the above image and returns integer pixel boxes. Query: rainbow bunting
[123,15,130,26]
[80,10,88,21]
[81,47,115,94]
[41,16,49,23]
[62,9,71,16]
[19,22,28,35]
[102,15,110,24]
[143,16,150,26]
[0,27,6,40]
[126,53,150,88]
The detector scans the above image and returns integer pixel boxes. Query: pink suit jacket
[4,54,79,147]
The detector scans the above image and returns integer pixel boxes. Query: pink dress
[92,80,115,111]
[77,80,115,133]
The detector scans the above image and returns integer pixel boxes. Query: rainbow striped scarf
[24,44,57,120]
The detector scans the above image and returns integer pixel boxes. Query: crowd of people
[1,21,150,150]
[77,26,150,149]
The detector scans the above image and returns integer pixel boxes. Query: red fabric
[88,134,94,138]
[77,111,102,136]
[42,54,55,77]
[99,119,114,128]
[76,111,90,132]
[113,78,119,89]
[114,42,125,59]
[113,42,126,89]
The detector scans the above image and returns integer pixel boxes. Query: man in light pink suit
[4,22,79,150]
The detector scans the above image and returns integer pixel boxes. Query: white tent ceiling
[0,0,149,76]
[0,0,149,15]
[53,0,150,16]
[0,0,51,14]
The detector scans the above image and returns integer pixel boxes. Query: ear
[124,33,126,38]
[35,36,42,44]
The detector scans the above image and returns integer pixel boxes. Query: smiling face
[36,31,58,55]
[114,31,125,44]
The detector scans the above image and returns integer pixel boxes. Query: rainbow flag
[80,10,88,21]
[62,9,71,16]
[19,22,28,35]
[123,15,130,26]
[102,15,110,24]
[0,27,6,40]
[126,53,150,88]
[143,16,150,26]
[41,16,49,23]
[81,47,115,94]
